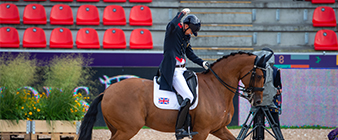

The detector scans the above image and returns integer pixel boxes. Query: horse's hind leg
[103,112,144,140]
[104,116,143,140]
[110,129,141,140]
[110,128,141,140]
[104,116,117,138]
[105,121,142,140]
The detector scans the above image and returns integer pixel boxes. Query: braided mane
[202,51,254,74]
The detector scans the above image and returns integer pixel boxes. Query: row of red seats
[310,0,337,50]
[0,3,152,26]
[0,27,153,49]
[309,0,335,4]
[312,6,337,51]
[0,0,151,2]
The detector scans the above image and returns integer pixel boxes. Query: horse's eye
[256,75,262,79]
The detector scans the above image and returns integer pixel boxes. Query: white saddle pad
[153,77,198,110]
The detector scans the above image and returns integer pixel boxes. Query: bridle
[206,56,265,101]
[237,65,266,101]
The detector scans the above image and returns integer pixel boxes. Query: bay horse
[79,51,267,140]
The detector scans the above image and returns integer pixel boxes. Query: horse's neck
[213,55,254,86]
[198,55,254,105]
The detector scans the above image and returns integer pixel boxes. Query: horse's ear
[263,53,273,65]
[256,55,266,68]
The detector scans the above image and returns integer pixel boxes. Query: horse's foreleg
[190,130,209,140]
[211,127,236,140]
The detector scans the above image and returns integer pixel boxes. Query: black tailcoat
[159,12,204,92]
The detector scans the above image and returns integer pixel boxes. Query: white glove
[203,61,209,70]
[182,8,190,15]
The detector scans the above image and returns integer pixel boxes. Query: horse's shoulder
[195,72,208,82]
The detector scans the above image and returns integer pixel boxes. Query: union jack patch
[158,97,169,105]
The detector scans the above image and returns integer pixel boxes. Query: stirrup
[175,127,198,140]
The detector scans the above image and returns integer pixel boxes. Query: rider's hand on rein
[203,61,210,70]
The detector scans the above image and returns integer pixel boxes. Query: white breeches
[172,67,194,103]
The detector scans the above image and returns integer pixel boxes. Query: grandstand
[1,0,338,66]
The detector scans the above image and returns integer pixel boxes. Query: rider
[158,8,209,139]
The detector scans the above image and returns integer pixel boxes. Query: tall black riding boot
[175,99,198,140]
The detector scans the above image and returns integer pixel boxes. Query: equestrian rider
[158,8,209,139]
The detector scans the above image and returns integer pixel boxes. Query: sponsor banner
[275,54,338,69]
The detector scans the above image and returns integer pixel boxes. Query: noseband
[206,60,265,100]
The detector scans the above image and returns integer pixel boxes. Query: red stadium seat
[50,0,73,2]
[103,28,126,49]
[76,5,100,25]
[23,27,46,48]
[50,28,73,49]
[0,27,20,48]
[103,5,126,26]
[103,0,126,2]
[129,5,152,26]
[0,3,20,24]
[313,6,336,27]
[50,4,73,25]
[76,28,100,49]
[130,28,153,49]
[23,4,47,25]
[24,0,46,1]
[314,29,338,51]
[77,0,99,2]
[312,0,335,4]
[129,0,152,3]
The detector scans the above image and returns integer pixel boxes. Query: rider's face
[184,24,193,35]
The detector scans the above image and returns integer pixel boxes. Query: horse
[78,51,267,140]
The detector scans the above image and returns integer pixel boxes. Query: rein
[206,62,265,100]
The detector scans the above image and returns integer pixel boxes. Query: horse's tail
[78,93,104,140]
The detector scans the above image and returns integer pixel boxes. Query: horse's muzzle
[255,99,261,105]
[251,94,262,106]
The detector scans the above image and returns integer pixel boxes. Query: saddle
[155,70,198,106]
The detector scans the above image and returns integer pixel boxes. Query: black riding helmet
[183,14,201,36]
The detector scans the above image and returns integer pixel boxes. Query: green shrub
[42,54,94,120]
[0,53,95,121]
[0,53,38,121]
[0,53,38,93]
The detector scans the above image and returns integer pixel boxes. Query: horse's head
[203,51,270,106]
[239,55,267,106]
